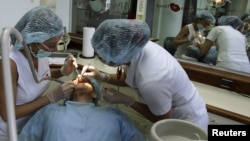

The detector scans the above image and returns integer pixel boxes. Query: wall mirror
[151,0,250,96]
[56,0,250,123]
[68,0,250,96]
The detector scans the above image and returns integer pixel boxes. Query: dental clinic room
[1,0,250,141]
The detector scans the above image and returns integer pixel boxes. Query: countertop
[49,50,250,124]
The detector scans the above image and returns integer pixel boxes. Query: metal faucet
[62,26,70,52]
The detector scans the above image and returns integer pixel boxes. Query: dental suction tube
[0,27,21,141]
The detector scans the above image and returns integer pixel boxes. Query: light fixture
[207,0,231,8]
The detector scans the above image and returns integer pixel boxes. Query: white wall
[152,0,185,46]
[227,0,249,16]
[0,0,40,32]
[0,0,72,33]
[55,0,72,32]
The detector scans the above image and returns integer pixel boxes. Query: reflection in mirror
[71,0,138,34]
[68,0,250,94]
[178,58,250,96]
[152,0,250,74]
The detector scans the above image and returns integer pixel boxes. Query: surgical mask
[242,23,250,35]
[34,49,52,58]
[29,44,52,58]
[197,23,204,30]
[204,24,214,31]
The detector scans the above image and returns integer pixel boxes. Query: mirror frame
[178,59,250,124]
[178,59,250,96]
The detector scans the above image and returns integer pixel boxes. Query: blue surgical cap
[218,16,243,29]
[243,16,250,22]
[91,19,151,65]
[89,78,102,105]
[12,6,63,49]
[241,13,250,21]
[195,10,216,24]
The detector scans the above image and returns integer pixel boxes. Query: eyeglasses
[39,43,52,52]
[40,42,59,52]
[202,20,212,27]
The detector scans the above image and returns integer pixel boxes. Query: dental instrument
[73,60,80,75]
[75,69,80,76]
[1,27,20,141]
[81,65,89,75]
[44,78,65,84]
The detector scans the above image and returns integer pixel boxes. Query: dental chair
[164,37,200,62]
[163,37,177,56]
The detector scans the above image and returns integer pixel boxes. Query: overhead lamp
[207,0,231,8]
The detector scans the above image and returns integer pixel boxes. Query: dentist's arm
[195,39,214,56]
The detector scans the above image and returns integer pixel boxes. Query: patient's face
[72,76,94,97]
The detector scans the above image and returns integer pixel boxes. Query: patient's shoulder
[99,105,122,113]
[38,103,62,113]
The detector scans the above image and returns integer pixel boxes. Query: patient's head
[70,76,101,105]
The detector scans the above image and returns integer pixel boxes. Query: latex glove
[192,42,201,48]
[188,35,195,42]
[82,65,110,82]
[60,55,77,76]
[46,81,74,102]
[102,87,135,106]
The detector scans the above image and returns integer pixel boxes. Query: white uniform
[207,26,250,73]
[0,48,50,141]
[174,24,204,59]
[125,41,208,130]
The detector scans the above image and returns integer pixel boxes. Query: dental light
[207,0,231,8]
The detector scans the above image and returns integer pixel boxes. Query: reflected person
[241,15,250,60]
[195,16,250,73]
[171,10,217,64]
[18,77,145,141]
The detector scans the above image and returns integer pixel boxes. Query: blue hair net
[195,10,216,24]
[218,16,243,29]
[91,19,151,65]
[11,6,63,49]
[243,16,250,22]
[241,13,250,21]
[89,78,102,105]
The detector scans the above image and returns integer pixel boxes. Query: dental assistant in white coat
[0,6,76,141]
[83,19,209,130]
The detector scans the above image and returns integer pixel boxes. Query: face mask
[197,23,204,30]
[242,23,250,34]
[204,25,214,31]
[29,44,52,58]
[34,49,52,58]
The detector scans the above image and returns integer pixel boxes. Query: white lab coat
[0,49,50,141]
[125,41,208,130]
[207,26,250,73]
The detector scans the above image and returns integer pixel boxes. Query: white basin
[148,119,207,141]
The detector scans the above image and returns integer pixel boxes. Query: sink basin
[48,52,78,65]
